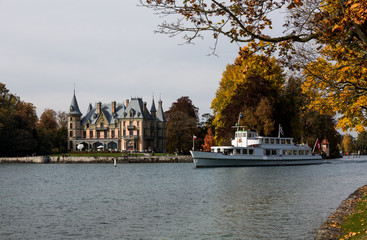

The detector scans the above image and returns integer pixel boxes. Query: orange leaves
[287,0,303,9]
[344,0,367,25]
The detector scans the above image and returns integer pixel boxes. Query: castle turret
[156,99,166,152]
[67,90,83,151]
[150,98,157,118]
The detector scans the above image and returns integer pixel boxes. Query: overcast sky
[0,0,241,119]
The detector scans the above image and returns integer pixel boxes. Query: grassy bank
[51,152,178,157]
[340,189,367,240]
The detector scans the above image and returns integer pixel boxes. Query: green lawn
[51,152,177,157]
[340,191,367,240]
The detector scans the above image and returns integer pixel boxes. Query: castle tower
[67,90,83,151]
[156,99,167,153]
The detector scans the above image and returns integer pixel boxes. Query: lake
[1,157,367,239]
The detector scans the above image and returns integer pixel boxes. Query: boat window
[283,150,287,155]
[216,148,221,153]
[264,138,269,144]
[270,139,274,144]
[288,150,292,155]
[236,149,241,154]
[305,150,310,155]
[224,149,233,155]
[286,139,291,144]
[276,139,280,144]
[249,149,254,155]
[265,149,271,155]
[243,149,247,154]
[281,139,285,144]
[272,150,277,155]
[293,150,298,155]
[299,150,304,155]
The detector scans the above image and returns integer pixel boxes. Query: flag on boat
[193,135,197,140]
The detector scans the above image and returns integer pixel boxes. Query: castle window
[86,123,89,128]
[69,131,73,137]
[70,123,73,129]
[111,131,115,138]
[83,131,86,138]
[90,131,93,138]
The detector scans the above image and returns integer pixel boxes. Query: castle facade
[67,92,166,153]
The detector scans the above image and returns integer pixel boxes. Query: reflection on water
[0,157,367,240]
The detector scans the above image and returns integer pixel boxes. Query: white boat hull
[190,151,324,167]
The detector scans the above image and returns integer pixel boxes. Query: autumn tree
[342,134,354,154]
[202,128,215,151]
[211,48,285,144]
[165,96,199,153]
[0,83,38,156]
[36,109,60,154]
[141,0,367,132]
[356,131,367,154]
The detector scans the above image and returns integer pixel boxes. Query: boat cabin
[231,130,294,147]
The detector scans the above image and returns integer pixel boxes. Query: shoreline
[0,155,193,164]
[315,184,367,239]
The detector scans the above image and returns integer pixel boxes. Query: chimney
[97,102,102,114]
[112,101,116,114]
[126,99,129,108]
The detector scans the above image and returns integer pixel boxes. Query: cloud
[0,0,239,118]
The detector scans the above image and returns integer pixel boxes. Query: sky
[0,0,241,119]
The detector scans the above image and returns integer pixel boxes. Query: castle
[67,91,166,153]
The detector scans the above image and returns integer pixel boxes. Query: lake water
[1,157,367,240]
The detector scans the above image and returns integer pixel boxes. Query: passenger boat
[190,126,323,167]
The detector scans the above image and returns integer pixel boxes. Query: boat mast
[237,112,242,132]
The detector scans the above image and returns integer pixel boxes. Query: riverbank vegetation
[0,83,67,156]
[340,188,367,240]
[51,152,176,157]
[206,48,342,158]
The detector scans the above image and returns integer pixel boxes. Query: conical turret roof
[69,91,82,116]
[150,98,157,112]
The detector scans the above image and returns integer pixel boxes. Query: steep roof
[156,99,166,122]
[82,103,125,125]
[69,91,82,116]
[120,98,146,119]
[80,98,158,124]
[150,99,157,112]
